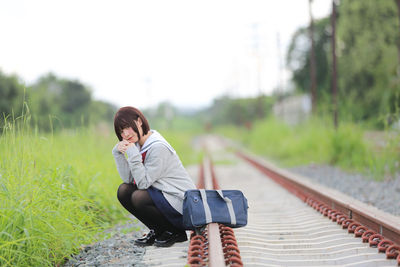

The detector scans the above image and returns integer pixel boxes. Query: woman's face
[120,127,139,143]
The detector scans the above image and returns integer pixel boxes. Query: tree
[58,79,91,127]
[288,0,400,126]
[395,0,400,76]
[337,0,399,124]
[287,17,331,109]
[331,0,338,128]
[201,95,274,127]
[309,0,318,113]
[29,73,111,130]
[88,100,116,126]
[28,73,62,130]
[1,71,117,131]
[0,71,25,118]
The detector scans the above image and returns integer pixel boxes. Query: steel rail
[235,149,400,264]
[203,156,226,267]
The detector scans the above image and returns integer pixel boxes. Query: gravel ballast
[63,220,147,267]
[288,164,400,217]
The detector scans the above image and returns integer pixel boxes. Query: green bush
[329,124,370,169]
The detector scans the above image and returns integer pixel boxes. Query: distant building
[273,94,311,125]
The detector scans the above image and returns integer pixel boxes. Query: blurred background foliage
[0,71,116,132]
[287,0,400,126]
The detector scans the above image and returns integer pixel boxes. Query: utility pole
[276,32,283,95]
[252,23,262,95]
[252,23,264,118]
[309,0,317,114]
[331,0,338,129]
[276,32,285,119]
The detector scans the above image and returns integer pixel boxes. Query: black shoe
[154,231,187,247]
[134,230,157,246]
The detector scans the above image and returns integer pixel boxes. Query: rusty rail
[236,150,400,264]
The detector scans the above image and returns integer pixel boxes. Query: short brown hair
[113,106,150,141]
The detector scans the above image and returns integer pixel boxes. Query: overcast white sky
[0,0,331,110]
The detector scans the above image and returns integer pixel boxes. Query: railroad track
[144,136,400,266]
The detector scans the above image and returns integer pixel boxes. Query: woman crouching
[112,106,196,247]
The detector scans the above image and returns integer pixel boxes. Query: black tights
[117,183,181,235]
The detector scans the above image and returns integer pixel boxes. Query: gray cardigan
[112,131,196,214]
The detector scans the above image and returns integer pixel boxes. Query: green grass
[216,117,399,179]
[0,121,124,266]
[0,116,199,266]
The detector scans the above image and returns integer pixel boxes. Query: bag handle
[216,190,237,225]
[199,189,212,224]
[199,189,237,225]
